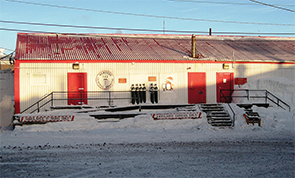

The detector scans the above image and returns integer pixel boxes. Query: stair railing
[220,91,236,127]
[265,90,291,112]
[20,92,54,114]
[220,89,291,112]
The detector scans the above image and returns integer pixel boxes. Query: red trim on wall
[14,61,20,113]
[15,60,295,65]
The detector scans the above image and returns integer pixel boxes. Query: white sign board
[16,114,74,123]
[152,111,202,120]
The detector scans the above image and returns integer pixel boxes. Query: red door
[67,73,87,105]
[188,72,206,104]
[216,72,234,103]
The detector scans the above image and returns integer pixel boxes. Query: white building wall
[18,62,295,112]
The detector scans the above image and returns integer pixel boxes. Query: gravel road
[1,140,294,177]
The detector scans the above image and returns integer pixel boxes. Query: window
[31,73,47,85]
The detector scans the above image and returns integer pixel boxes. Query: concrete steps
[200,104,233,127]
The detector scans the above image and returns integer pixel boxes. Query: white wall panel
[18,62,295,112]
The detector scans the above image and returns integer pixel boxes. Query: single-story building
[14,33,295,113]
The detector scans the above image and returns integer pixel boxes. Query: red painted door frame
[67,73,87,105]
[216,72,234,103]
[188,72,206,104]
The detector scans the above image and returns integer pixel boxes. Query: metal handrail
[266,91,290,111]
[219,90,235,127]
[20,90,135,114]
[220,89,291,112]
[20,92,54,114]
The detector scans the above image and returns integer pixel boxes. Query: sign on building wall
[162,76,174,91]
[96,70,115,90]
[235,78,247,85]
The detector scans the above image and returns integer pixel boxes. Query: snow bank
[233,77,295,110]
[1,77,294,147]
[1,103,294,147]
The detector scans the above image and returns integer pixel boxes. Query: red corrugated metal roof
[15,33,295,62]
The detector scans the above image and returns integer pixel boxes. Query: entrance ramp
[105,104,194,112]
[90,104,195,120]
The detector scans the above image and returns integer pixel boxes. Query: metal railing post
[37,102,40,113]
[108,91,111,106]
[246,89,250,100]
[80,91,82,105]
[230,89,233,103]
[51,92,53,107]
[219,89,222,103]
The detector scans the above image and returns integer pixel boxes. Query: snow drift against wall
[233,77,295,109]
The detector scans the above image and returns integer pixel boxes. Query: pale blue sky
[0,0,294,54]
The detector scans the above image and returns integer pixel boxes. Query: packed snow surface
[0,77,294,177]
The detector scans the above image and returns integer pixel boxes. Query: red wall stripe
[14,60,20,113]
[15,60,295,65]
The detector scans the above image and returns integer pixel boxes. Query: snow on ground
[0,77,294,147]
[0,77,294,177]
[0,103,294,147]
[0,104,294,177]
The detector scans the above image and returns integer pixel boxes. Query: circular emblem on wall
[95,70,115,90]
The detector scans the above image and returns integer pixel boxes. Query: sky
[0,0,294,54]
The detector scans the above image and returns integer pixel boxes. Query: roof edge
[17,32,295,41]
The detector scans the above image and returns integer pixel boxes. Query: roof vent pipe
[191,34,196,58]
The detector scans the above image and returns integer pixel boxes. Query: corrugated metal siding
[19,62,295,111]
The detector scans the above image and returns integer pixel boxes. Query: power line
[0,51,14,61]
[167,0,256,6]
[0,47,15,52]
[250,0,295,13]
[0,26,294,36]
[4,0,294,26]
[0,20,208,34]
[167,0,295,7]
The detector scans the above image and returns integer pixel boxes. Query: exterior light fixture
[72,62,79,69]
[223,63,229,69]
